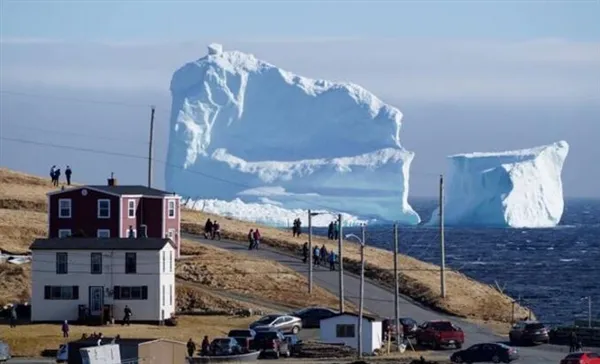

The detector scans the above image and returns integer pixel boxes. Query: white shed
[319,313,383,354]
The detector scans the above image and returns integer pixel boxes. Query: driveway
[185,233,574,363]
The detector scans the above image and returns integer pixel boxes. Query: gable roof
[30,238,173,251]
[321,312,384,323]
[47,185,180,198]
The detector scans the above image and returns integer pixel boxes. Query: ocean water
[314,198,600,325]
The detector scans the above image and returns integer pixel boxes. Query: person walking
[65,166,72,185]
[54,168,61,187]
[334,221,340,240]
[248,229,255,250]
[50,165,57,185]
[313,245,320,266]
[320,244,328,265]
[253,229,261,250]
[201,336,210,356]
[327,222,334,240]
[187,338,196,358]
[204,219,213,239]
[62,320,70,338]
[123,305,132,326]
[9,305,17,328]
[328,251,336,271]
[302,242,309,263]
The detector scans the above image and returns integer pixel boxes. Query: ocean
[313,198,600,325]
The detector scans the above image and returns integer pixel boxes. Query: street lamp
[307,210,321,294]
[345,225,366,358]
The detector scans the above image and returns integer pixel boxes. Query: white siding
[319,315,382,353]
[159,244,176,321]
[31,246,176,322]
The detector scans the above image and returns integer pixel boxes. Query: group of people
[203,219,222,240]
[186,336,211,358]
[327,221,340,240]
[50,165,72,186]
[302,242,337,271]
[247,228,262,250]
[569,330,583,352]
[292,218,302,237]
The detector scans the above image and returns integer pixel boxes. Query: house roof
[29,238,173,251]
[47,185,180,198]
[321,312,384,323]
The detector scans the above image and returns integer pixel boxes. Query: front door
[89,286,104,316]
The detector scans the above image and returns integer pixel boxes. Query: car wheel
[453,355,463,363]
[492,355,500,363]
[292,325,300,334]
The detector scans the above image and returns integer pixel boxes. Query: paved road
[186,234,571,363]
[6,359,54,364]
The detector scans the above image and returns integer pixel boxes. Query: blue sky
[1,0,599,199]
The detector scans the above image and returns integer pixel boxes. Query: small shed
[319,312,383,354]
[67,337,186,364]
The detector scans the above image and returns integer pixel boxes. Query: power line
[0,89,156,109]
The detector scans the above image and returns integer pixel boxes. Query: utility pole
[338,213,344,314]
[439,174,446,298]
[357,224,365,358]
[308,210,313,294]
[394,223,401,349]
[147,106,156,188]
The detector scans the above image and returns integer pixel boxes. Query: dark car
[251,330,290,359]
[508,321,549,345]
[227,329,256,351]
[291,307,337,328]
[209,337,242,356]
[283,334,303,356]
[382,317,419,339]
[560,352,600,364]
[451,343,519,363]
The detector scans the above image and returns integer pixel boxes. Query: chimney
[107,172,117,186]
[139,225,148,238]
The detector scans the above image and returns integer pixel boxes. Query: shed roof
[30,238,173,251]
[321,312,384,323]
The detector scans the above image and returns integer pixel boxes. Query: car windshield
[525,323,545,330]
[257,315,278,323]
[430,322,454,330]
[229,330,252,337]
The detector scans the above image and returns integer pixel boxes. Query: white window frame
[127,199,136,218]
[97,229,111,238]
[97,199,111,219]
[58,229,72,238]
[167,199,176,219]
[58,198,72,218]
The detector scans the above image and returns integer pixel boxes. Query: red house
[47,178,181,257]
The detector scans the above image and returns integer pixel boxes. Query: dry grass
[181,210,532,325]
[1,315,257,357]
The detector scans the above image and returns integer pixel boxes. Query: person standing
[123,305,132,326]
[62,320,70,338]
[253,229,261,250]
[65,166,72,185]
[248,229,255,250]
[9,305,17,328]
[334,221,340,240]
[569,331,578,352]
[54,168,61,187]
[50,165,57,184]
[327,222,334,240]
[201,336,210,356]
[187,338,196,358]
[302,242,309,263]
[328,251,336,271]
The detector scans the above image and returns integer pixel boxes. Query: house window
[44,285,79,300]
[113,286,148,300]
[127,199,136,218]
[162,251,166,272]
[56,252,68,274]
[125,252,137,274]
[162,284,166,305]
[97,229,110,238]
[169,250,173,272]
[91,253,102,274]
[58,229,72,238]
[167,200,176,219]
[169,284,173,305]
[336,324,356,338]
[58,199,72,218]
[97,199,111,219]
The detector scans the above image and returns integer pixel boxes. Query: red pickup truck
[415,320,465,349]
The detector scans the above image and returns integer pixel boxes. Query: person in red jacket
[253,229,261,250]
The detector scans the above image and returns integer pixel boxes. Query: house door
[89,286,104,316]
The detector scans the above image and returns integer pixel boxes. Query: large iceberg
[427,141,569,228]
[165,44,420,225]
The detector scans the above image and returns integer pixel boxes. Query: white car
[56,344,68,363]
[249,314,303,334]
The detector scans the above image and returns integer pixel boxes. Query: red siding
[164,198,180,256]
[48,188,120,238]
[120,196,141,237]
[140,197,163,238]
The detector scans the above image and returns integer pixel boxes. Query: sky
[1,0,599,199]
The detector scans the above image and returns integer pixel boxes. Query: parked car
[382,317,419,339]
[283,334,303,356]
[250,330,290,359]
[249,314,302,334]
[209,337,242,356]
[227,329,256,352]
[508,321,549,345]
[416,320,465,349]
[290,307,337,328]
[0,340,10,363]
[450,343,519,363]
[560,352,600,364]
[56,344,68,362]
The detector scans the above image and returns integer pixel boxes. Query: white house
[30,237,176,324]
[320,313,383,354]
